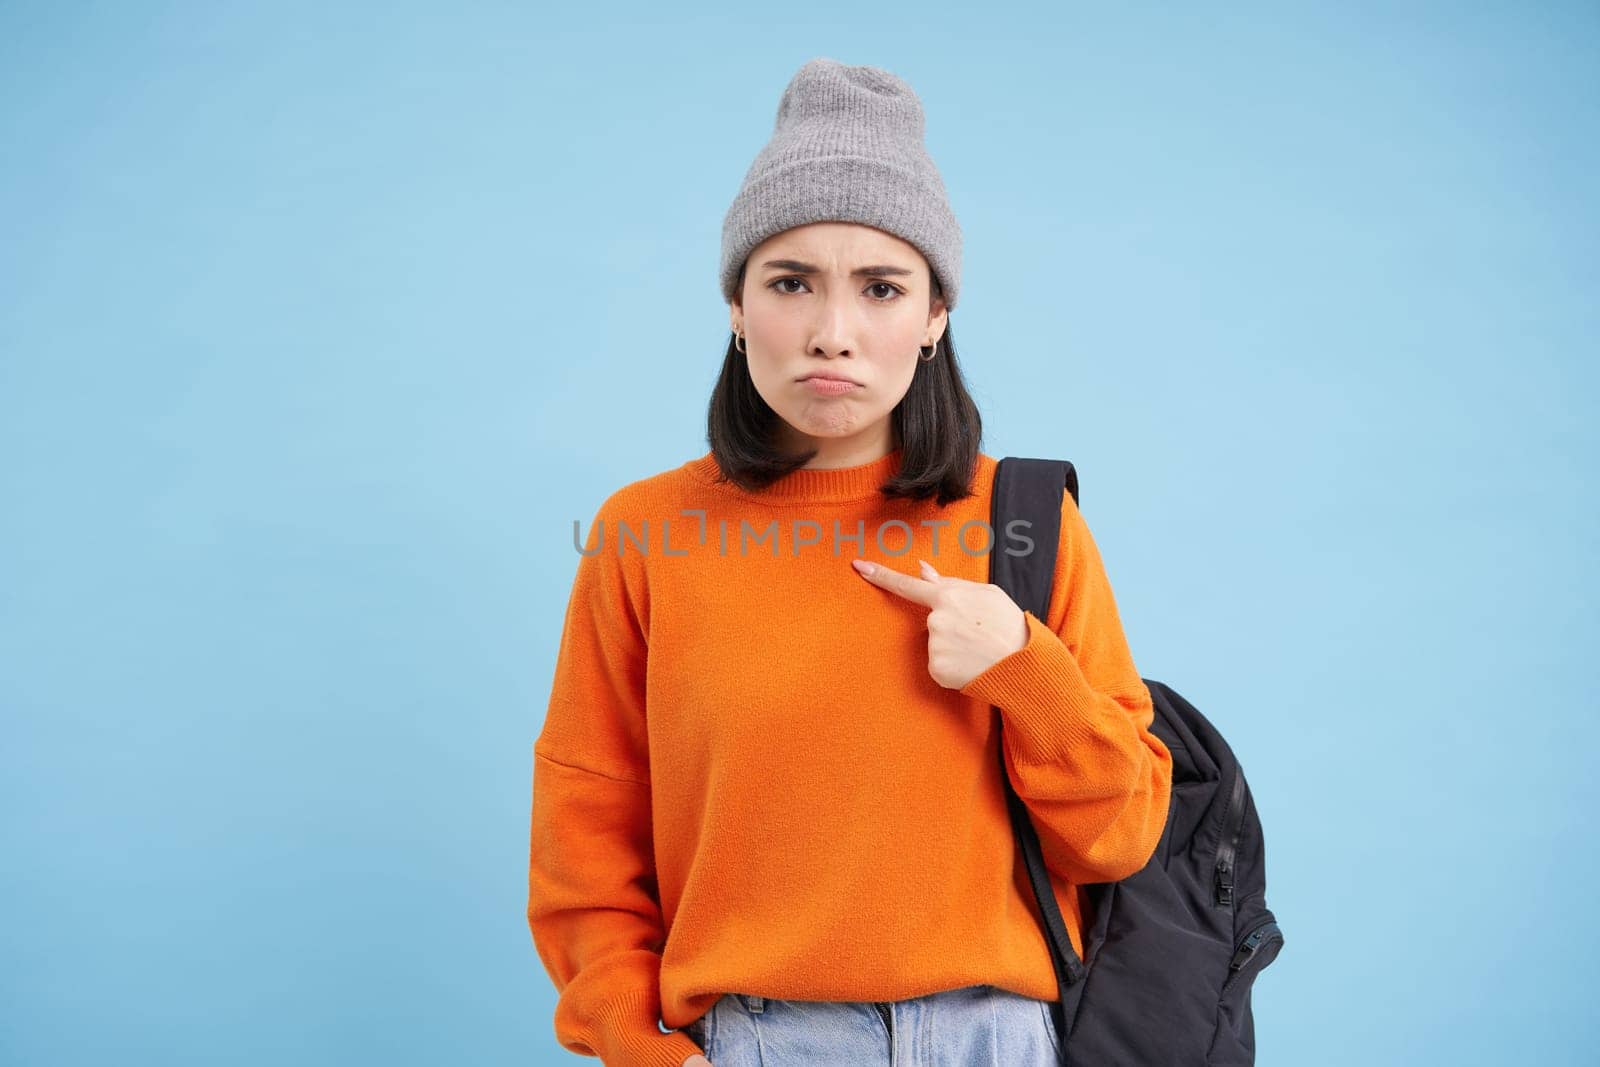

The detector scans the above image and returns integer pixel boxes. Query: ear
[927,296,948,343]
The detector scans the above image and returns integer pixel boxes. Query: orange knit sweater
[526,447,1173,1066]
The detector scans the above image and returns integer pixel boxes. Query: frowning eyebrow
[759,258,915,279]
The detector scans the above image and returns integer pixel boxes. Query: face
[731,221,948,462]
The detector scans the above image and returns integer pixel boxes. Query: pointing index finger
[851,558,939,608]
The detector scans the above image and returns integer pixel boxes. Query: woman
[527,57,1173,1067]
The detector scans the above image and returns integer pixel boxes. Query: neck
[779,426,899,471]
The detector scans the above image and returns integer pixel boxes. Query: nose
[807,292,859,358]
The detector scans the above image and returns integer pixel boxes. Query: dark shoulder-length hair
[706,267,983,506]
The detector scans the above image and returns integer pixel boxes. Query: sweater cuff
[958,610,1104,761]
[593,988,706,1067]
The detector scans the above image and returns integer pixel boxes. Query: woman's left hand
[851,558,1029,690]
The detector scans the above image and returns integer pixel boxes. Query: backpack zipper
[1213,764,1247,906]
[1221,918,1283,995]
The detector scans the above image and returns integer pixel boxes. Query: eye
[767,277,904,301]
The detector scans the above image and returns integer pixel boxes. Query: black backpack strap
[989,457,1077,619]
[989,457,1088,1059]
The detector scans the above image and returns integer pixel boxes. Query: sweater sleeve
[527,499,703,1067]
[958,488,1173,885]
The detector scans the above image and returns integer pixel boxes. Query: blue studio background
[2,3,1594,1064]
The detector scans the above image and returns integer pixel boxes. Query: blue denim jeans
[681,984,1060,1066]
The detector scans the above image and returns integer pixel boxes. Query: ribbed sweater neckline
[683,447,905,505]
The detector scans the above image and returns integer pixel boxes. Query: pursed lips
[798,372,863,395]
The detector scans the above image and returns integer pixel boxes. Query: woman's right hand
[681,1055,712,1066]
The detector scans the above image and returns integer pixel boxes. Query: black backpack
[988,457,1284,1066]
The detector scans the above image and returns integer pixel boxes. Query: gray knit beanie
[719,57,963,311]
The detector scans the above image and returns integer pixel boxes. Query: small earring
[734,331,746,355]
[918,340,937,361]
